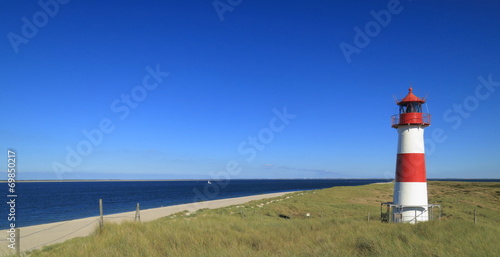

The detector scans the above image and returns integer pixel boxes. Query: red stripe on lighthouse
[395,153,427,182]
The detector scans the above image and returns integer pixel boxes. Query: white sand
[0,192,290,255]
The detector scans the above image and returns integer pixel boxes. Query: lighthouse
[390,87,431,223]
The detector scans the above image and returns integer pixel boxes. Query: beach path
[0,192,290,255]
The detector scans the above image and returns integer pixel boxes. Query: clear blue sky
[1,1,499,180]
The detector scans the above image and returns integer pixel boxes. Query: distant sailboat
[207,180,212,184]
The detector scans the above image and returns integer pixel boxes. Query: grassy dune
[28,181,499,256]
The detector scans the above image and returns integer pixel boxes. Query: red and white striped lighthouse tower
[391,87,431,223]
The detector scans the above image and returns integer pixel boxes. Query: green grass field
[28,181,500,256]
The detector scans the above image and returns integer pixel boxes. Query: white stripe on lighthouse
[397,126,425,154]
[393,182,428,205]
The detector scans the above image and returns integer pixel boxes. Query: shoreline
[0,191,292,254]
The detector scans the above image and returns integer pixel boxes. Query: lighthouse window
[412,103,422,112]
[403,103,422,113]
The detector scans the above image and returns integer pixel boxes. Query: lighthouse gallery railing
[391,113,431,127]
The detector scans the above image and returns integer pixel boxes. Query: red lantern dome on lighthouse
[381,87,440,224]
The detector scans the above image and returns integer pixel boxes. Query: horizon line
[2,178,499,183]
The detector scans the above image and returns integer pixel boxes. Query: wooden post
[367,212,370,221]
[15,228,20,256]
[99,199,104,229]
[380,204,383,221]
[135,203,141,222]
[474,209,477,225]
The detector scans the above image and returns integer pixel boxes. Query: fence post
[474,209,477,225]
[15,228,20,256]
[99,199,104,229]
[367,212,370,221]
[135,203,141,222]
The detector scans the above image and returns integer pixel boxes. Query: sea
[2,179,497,229]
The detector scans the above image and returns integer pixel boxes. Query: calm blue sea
[2,179,392,229]
[3,179,497,229]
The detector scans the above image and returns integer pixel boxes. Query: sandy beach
[0,192,290,255]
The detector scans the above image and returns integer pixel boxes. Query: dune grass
[27,181,499,256]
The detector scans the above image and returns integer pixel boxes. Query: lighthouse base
[394,206,428,223]
[380,203,441,224]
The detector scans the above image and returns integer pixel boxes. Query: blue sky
[1,0,499,180]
